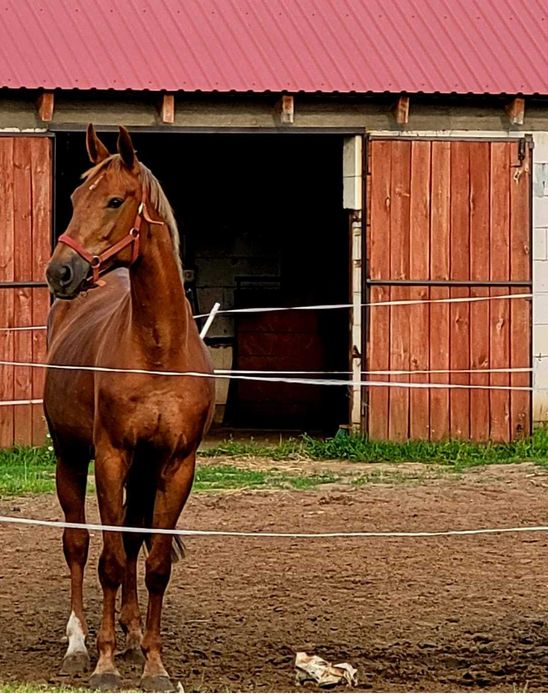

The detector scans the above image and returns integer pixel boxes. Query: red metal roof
[1,0,547,95]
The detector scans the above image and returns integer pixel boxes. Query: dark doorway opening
[55,132,349,434]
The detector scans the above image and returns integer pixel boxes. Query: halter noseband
[58,200,164,287]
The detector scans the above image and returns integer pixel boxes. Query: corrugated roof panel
[0,0,547,94]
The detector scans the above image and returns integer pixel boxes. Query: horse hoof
[140,674,175,693]
[117,646,145,667]
[60,651,90,677]
[89,671,121,691]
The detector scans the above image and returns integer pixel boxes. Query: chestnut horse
[44,125,214,691]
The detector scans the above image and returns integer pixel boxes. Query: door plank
[509,140,532,438]
[469,142,491,442]
[489,142,511,442]
[13,139,34,445]
[367,141,392,439]
[0,139,15,446]
[31,138,51,444]
[409,141,431,439]
[449,141,470,439]
[429,141,451,440]
[388,141,411,441]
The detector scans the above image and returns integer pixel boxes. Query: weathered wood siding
[366,139,531,442]
[0,137,51,447]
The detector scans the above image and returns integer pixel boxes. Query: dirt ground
[0,462,546,692]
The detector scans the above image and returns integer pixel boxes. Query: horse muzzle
[46,252,91,299]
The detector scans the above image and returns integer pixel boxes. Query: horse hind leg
[118,468,150,667]
[56,452,91,677]
[119,529,146,667]
[119,453,185,668]
[140,453,196,693]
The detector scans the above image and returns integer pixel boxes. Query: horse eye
[107,197,124,209]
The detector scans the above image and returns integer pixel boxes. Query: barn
[0,0,547,446]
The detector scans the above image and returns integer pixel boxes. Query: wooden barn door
[366,138,531,442]
[0,137,52,447]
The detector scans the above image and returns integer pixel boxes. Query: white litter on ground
[295,651,358,688]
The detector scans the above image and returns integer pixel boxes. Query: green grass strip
[0,430,546,497]
[0,682,93,693]
[0,446,56,496]
[201,429,548,466]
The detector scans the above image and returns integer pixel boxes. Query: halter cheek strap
[58,201,164,286]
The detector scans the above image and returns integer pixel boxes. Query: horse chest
[99,382,205,445]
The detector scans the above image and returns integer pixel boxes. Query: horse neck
[129,220,190,363]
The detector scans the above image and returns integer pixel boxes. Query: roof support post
[37,91,54,122]
[276,94,294,124]
[160,93,175,124]
[505,97,525,125]
[393,94,409,125]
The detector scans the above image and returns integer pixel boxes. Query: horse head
[46,124,145,299]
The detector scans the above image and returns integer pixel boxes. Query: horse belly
[43,369,95,447]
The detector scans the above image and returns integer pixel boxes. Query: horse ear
[86,123,110,164]
[117,126,136,170]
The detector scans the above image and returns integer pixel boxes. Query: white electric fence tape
[0,291,541,536]
[0,515,546,539]
[0,359,534,391]
[0,398,43,407]
[0,291,534,404]
[192,292,533,318]
[0,291,533,332]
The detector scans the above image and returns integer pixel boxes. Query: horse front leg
[56,454,90,677]
[140,453,196,692]
[89,446,130,691]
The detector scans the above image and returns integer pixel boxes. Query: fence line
[0,291,534,406]
[215,367,532,375]
[0,325,48,332]
[0,290,533,332]
[0,514,546,539]
[192,292,532,318]
[0,358,535,391]
[0,398,43,407]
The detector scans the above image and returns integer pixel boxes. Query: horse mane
[83,155,184,280]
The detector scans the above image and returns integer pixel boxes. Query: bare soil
[0,463,546,692]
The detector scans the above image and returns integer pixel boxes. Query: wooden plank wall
[0,137,51,447]
[366,139,531,442]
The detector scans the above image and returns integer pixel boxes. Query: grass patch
[200,438,301,460]
[0,682,91,693]
[202,430,548,466]
[0,452,340,497]
[1,430,547,498]
[0,446,56,496]
[194,464,267,490]
[194,464,339,491]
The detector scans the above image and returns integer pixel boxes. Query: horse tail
[143,534,185,563]
[170,534,186,562]
[126,453,186,565]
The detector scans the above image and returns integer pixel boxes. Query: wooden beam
[160,93,175,124]
[37,91,54,122]
[277,95,294,124]
[393,95,409,125]
[505,97,525,126]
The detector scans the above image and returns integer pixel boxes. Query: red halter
[58,200,164,286]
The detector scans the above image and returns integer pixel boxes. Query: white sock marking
[65,611,87,656]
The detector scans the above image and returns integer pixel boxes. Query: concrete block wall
[533,134,548,424]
